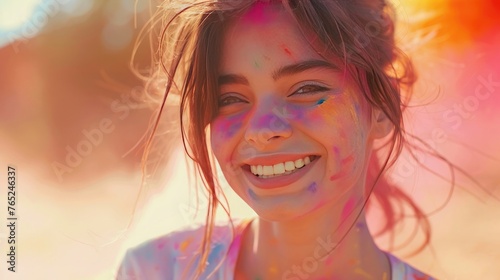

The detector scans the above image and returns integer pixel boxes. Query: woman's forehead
[220,7,324,73]
[239,1,284,25]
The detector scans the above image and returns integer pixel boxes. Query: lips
[242,155,321,190]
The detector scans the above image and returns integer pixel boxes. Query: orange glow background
[0,0,499,279]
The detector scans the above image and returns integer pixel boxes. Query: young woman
[117,0,436,279]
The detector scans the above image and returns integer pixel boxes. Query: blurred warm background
[0,0,499,279]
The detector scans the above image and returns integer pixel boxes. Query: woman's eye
[293,84,329,95]
[218,95,245,107]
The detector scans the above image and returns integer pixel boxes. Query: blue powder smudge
[207,243,225,265]
[316,98,326,105]
[248,189,258,200]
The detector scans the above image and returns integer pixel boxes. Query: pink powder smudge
[157,240,167,250]
[340,196,356,222]
[242,2,272,24]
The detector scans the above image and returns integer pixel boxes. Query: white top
[116,219,435,279]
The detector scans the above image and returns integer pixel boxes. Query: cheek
[304,97,368,182]
[211,111,249,147]
[329,146,356,181]
[306,96,359,126]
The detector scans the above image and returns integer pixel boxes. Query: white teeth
[284,161,295,171]
[263,165,274,176]
[304,156,310,165]
[273,163,285,174]
[249,156,316,177]
[294,158,304,168]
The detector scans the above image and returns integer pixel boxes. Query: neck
[236,197,391,279]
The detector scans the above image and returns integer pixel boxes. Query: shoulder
[115,219,249,280]
[387,253,436,280]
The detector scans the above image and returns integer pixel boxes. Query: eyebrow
[218,59,341,86]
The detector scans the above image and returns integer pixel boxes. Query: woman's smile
[241,154,321,190]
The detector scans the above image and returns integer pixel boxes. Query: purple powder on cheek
[226,122,243,138]
[214,112,246,139]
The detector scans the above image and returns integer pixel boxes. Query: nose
[244,102,292,149]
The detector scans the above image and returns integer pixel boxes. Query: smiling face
[210,3,387,221]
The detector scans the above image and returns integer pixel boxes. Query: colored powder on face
[254,60,260,69]
[256,114,280,127]
[279,103,305,120]
[283,47,292,57]
[341,154,354,165]
[340,196,356,222]
[227,121,243,138]
[309,109,332,127]
[307,182,318,193]
[213,112,246,139]
[280,44,293,58]
[333,146,340,157]
[242,1,272,24]
[354,103,360,115]
[349,103,361,127]
[355,222,365,230]
[316,98,326,105]
[248,189,259,200]
[330,152,354,181]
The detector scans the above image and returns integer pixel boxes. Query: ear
[371,108,393,139]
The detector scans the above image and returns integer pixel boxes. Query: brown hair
[136,0,437,278]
